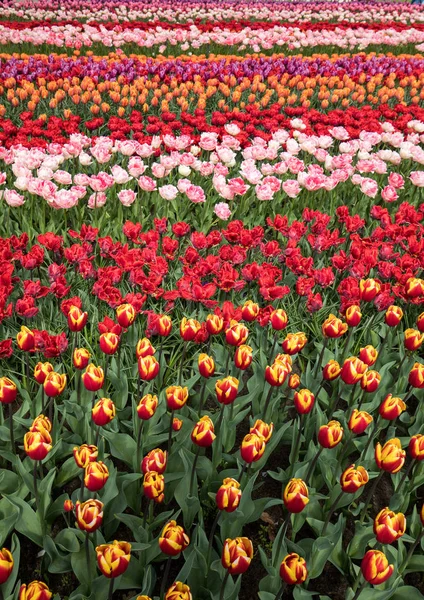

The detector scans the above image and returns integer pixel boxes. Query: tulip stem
[399,529,424,575]
[237,462,248,487]
[189,446,201,497]
[274,582,287,600]
[304,446,323,484]
[178,342,187,387]
[104,355,109,388]
[352,579,367,600]
[263,386,274,422]
[342,327,354,363]
[167,409,175,454]
[41,387,45,413]
[158,337,164,389]
[136,420,144,469]
[273,511,291,567]
[289,414,304,477]
[79,475,85,503]
[270,333,279,362]
[8,404,14,450]
[197,377,208,416]
[160,556,172,600]
[85,531,91,580]
[142,498,151,529]
[361,417,380,461]
[25,352,30,392]
[219,571,230,600]
[315,338,328,378]
[395,459,415,493]
[337,431,353,467]
[359,470,384,524]
[76,371,81,405]
[33,461,39,510]
[107,577,114,600]
[206,511,221,569]
[117,343,121,381]
[403,386,414,404]
[0,586,4,600]
[322,490,344,536]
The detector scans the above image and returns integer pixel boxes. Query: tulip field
[2,1,424,599]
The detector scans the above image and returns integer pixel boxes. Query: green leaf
[391,587,424,600]
[55,528,81,553]
[4,495,43,546]
[101,430,137,467]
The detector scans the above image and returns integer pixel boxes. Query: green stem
[274,582,287,600]
[167,409,175,454]
[399,529,424,575]
[322,490,344,536]
[263,385,274,422]
[178,341,187,386]
[160,556,172,600]
[8,404,14,450]
[359,470,384,524]
[85,531,91,580]
[76,371,81,405]
[352,579,367,600]
[395,459,415,493]
[304,446,323,484]
[273,511,291,567]
[315,337,329,378]
[79,474,85,503]
[136,420,144,469]
[107,577,114,600]
[289,414,304,476]
[219,571,230,600]
[197,377,208,416]
[361,417,380,461]
[206,511,220,568]
[270,332,279,362]
[189,446,200,497]
[33,460,39,510]
[142,498,151,529]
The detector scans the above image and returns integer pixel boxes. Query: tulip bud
[359,278,381,302]
[34,362,54,384]
[345,305,362,327]
[82,364,104,392]
[43,372,66,397]
[24,430,52,461]
[73,444,98,468]
[360,370,381,393]
[198,353,215,378]
[0,377,17,404]
[0,547,13,584]
[274,354,292,370]
[240,433,266,463]
[225,321,249,347]
[293,389,315,414]
[138,356,159,381]
[409,434,424,460]
[165,583,192,600]
[375,438,406,473]
[250,420,273,443]
[222,537,253,574]
[166,386,188,410]
[99,332,120,355]
[143,471,165,503]
[215,376,239,405]
[157,315,172,337]
[30,415,52,434]
[340,464,369,493]
[318,420,343,449]
[64,499,74,512]
[172,417,183,431]
[17,326,35,352]
[76,499,103,533]
[385,305,403,327]
[67,305,88,332]
[141,448,167,474]
[234,345,253,370]
[379,394,406,420]
[340,357,367,385]
[116,303,136,328]
[265,361,289,387]
[323,360,341,381]
[405,277,424,299]
[241,300,259,322]
[92,398,115,427]
[84,461,109,491]
[96,540,131,578]
[322,314,348,338]
[404,329,424,352]
[279,553,307,585]
[409,362,424,388]
[216,478,241,513]
[137,596,153,600]
[361,550,394,585]
[374,508,406,544]
[191,416,216,447]
[73,348,91,370]
[359,345,378,366]
[270,308,288,331]
[206,314,224,335]
[19,582,52,600]
[137,394,158,420]
[288,373,301,389]
[348,410,373,435]
[159,521,190,556]
[417,312,424,333]
[283,479,309,513]
[180,317,201,341]
[281,332,307,355]
[136,338,155,359]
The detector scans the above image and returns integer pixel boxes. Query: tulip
[345,305,362,327]
[374,508,406,544]
[165,582,192,600]
[43,372,66,397]
[359,345,378,366]
[283,479,309,513]
[360,370,381,393]
[375,438,406,473]
[250,420,273,443]
[234,345,253,370]
[206,314,224,335]
[99,332,120,355]
[137,355,159,381]
[274,354,293,370]
[404,328,424,352]
[215,376,239,405]
[135,338,155,359]
[67,305,88,332]
[322,314,348,338]
[73,348,90,370]
[265,361,289,387]
[241,300,259,322]
[84,461,109,491]
[222,537,253,574]
[166,385,188,410]
[340,357,367,385]
[116,303,136,328]
[240,433,266,463]
[281,332,307,355]
[64,499,74,513]
[385,305,403,327]
[379,394,406,420]
[92,398,115,427]
[19,582,52,600]
[137,596,153,600]
[30,415,52,434]
[359,278,381,302]
[73,444,98,468]
[405,277,424,298]
[143,472,165,503]
[288,374,300,389]
[417,312,424,333]
[137,394,158,420]
[141,448,167,474]
[340,464,369,493]
[96,540,131,578]
[323,360,341,381]
[16,326,35,352]
[409,362,424,388]
[76,499,103,533]
[24,430,52,461]
[216,478,241,512]
[279,553,307,585]
[159,521,190,556]
[34,362,54,384]
[0,547,13,584]
[361,550,394,585]
[157,315,172,337]
[270,309,288,330]
[409,434,424,460]
[198,353,215,378]
[172,417,183,431]
[180,317,201,341]
[82,364,104,392]
[348,410,373,435]
[225,321,249,346]
[0,377,17,404]
[318,420,343,449]
[191,416,216,447]
[293,389,315,414]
